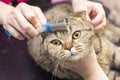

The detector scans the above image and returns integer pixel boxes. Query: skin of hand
[61,46,109,80]
[0,2,47,40]
[71,0,106,32]
[68,1,109,80]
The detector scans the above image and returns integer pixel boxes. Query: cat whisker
[78,49,83,52]
[52,60,60,79]
[50,59,57,68]
[60,61,66,76]
[50,60,59,80]
[76,48,82,50]
[50,58,60,80]
[59,53,65,58]
[57,52,63,59]
[76,46,81,48]
[76,47,83,52]
[58,52,68,60]
[49,58,60,78]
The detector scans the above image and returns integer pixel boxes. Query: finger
[31,6,47,33]
[3,24,25,40]
[18,3,40,28]
[91,12,105,26]
[31,6,47,24]
[13,7,39,37]
[89,7,97,20]
[8,16,32,39]
[94,17,106,32]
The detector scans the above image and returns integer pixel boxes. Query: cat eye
[72,31,81,39]
[51,39,62,46]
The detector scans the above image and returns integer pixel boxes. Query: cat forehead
[47,31,70,39]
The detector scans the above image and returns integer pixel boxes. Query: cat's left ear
[73,10,87,20]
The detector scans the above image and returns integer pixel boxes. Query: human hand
[3,3,47,40]
[72,0,106,32]
[61,46,109,80]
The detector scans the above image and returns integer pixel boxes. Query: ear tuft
[72,10,87,20]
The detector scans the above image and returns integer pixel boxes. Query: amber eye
[51,39,61,46]
[72,31,81,39]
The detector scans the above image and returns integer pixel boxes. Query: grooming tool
[43,22,68,33]
[5,23,68,37]
[5,29,12,37]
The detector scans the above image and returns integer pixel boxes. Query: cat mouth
[61,49,82,61]
[70,49,81,56]
[71,52,80,56]
[66,52,81,61]
[69,48,82,56]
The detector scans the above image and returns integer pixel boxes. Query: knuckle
[35,7,42,12]
[23,32,28,36]
[10,8,19,16]
[34,6,40,10]
[18,2,26,7]
[23,24,31,31]
[27,15,36,21]
[27,15,39,26]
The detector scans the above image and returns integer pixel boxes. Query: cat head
[43,11,95,62]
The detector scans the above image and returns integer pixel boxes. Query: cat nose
[65,46,72,51]
[63,42,73,51]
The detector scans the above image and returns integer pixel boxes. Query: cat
[27,3,120,80]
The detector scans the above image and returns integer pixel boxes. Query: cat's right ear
[72,10,87,20]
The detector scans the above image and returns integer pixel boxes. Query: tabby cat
[28,3,120,80]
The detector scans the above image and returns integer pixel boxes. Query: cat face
[44,17,94,61]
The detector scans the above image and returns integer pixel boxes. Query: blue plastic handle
[5,24,52,37]
[42,24,52,33]
[5,29,12,37]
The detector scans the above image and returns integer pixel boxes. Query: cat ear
[72,10,87,20]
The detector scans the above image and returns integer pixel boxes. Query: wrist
[74,48,109,80]
[85,63,109,80]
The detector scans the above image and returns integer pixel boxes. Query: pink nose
[63,42,73,51]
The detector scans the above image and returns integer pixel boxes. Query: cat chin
[66,52,87,61]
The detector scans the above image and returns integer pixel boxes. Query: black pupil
[75,32,79,37]
[54,40,59,44]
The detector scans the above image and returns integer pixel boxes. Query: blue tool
[5,23,68,37]
[5,29,12,37]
